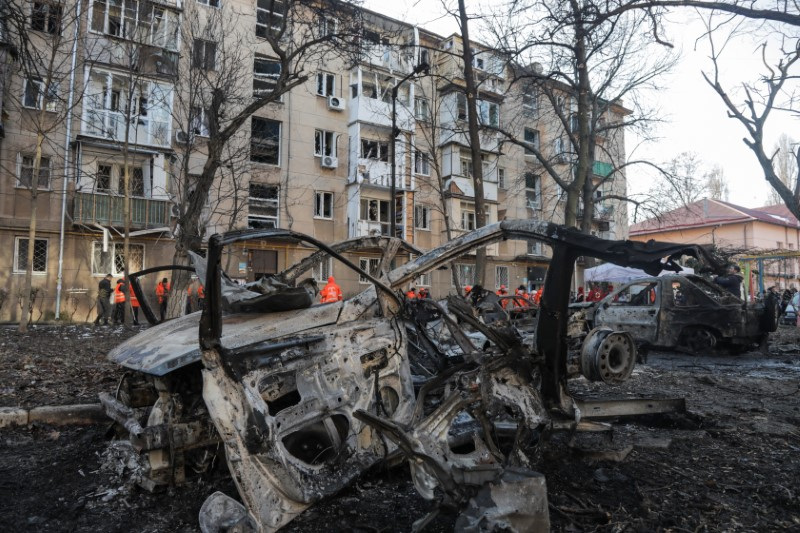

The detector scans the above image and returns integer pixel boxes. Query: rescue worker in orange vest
[129,283,140,326]
[156,278,171,321]
[533,287,543,306]
[464,285,472,298]
[496,284,509,309]
[112,279,126,325]
[418,287,429,299]
[197,284,205,311]
[513,286,529,310]
[406,287,417,300]
[320,276,343,304]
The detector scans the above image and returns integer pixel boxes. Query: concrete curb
[0,404,108,428]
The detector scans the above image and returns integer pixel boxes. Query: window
[316,72,336,97]
[319,16,337,37]
[14,238,48,274]
[453,263,474,287]
[90,0,178,50]
[460,157,473,178]
[414,151,430,175]
[23,78,58,111]
[461,203,476,231]
[313,257,332,283]
[456,93,467,120]
[31,2,62,34]
[18,155,51,189]
[554,136,567,160]
[96,164,112,191]
[93,163,146,195]
[414,97,430,120]
[361,139,389,161]
[254,56,281,97]
[419,49,430,66]
[92,242,144,276]
[472,50,485,70]
[315,129,336,157]
[498,167,506,189]
[570,113,580,133]
[256,0,285,38]
[527,241,542,256]
[495,266,508,289]
[524,128,540,155]
[197,0,220,7]
[478,100,499,127]
[248,184,279,228]
[314,191,333,219]
[360,198,390,235]
[415,272,431,287]
[414,205,431,230]
[525,173,540,209]
[359,257,380,283]
[193,39,216,71]
[191,107,210,137]
[117,167,144,196]
[251,117,281,164]
[522,91,538,115]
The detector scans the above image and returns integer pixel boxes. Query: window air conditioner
[321,156,339,168]
[175,130,193,144]
[327,96,345,111]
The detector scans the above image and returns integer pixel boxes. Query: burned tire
[679,326,717,355]
[580,327,637,384]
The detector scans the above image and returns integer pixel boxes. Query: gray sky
[360,0,797,209]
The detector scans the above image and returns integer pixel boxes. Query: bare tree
[699,14,800,220]
[485,0,678,233]
[705,164,729,202]
[767,133,797,205]
[2,0,93,331]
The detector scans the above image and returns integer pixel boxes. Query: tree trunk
[18,131,45,333]
[458,0,488,286]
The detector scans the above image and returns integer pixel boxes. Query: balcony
[73,192,172,229]
[354,219,391,238]
[83,109,171,148]
[349,96,414,131]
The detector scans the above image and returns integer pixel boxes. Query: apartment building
[0,1,629,322]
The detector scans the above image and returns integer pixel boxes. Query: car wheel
[679,326,717,355]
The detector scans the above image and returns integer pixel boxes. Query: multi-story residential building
[0,1,629,322]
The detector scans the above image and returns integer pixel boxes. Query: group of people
[95,275,205,326]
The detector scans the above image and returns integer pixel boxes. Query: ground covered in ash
[1,324,799,531]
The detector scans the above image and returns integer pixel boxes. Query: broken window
[254,56,281,97]
[193,39,216,71]
[251,117,281,164]
[248,184,279,229]
[314,191,333,219]
[524,128,540,155]
[31,1,62,34]
[256,0,285,38]
[316,72,336,97]
[358,257,380,283]
[18,155,51,189]
[92,242,144,276]
[314,130,336,158]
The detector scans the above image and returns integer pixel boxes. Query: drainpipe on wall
[55,0,82,318]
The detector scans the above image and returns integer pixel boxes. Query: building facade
[0,0,629,322]
[630,199,800,295]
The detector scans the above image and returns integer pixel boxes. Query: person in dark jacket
[94,273,113,325]
[715,264,743,298]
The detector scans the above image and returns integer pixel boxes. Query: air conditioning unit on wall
[328,96,345,111]
[321,156,338,168]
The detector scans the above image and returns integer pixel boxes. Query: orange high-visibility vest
[320,282,342,303]
[114,283,126,304]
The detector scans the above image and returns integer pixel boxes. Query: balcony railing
[73,192,172,229]
[83,109,171,148]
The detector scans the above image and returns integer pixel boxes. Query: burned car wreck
[571,274,779,354]
[102,220,723,531]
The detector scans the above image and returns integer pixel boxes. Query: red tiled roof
[630,199,800,236]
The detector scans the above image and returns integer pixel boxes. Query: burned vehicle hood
[108,302,345,376]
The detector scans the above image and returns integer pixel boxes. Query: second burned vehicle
[572,274,780,354]
[102,220,724,531]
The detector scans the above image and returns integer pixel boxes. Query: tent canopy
[584,262,694,283]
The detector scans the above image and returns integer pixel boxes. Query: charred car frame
[102,220,722,531]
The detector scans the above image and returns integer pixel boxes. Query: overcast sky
[360,0,797,210]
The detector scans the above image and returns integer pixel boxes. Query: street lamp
[389,62,429,239]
